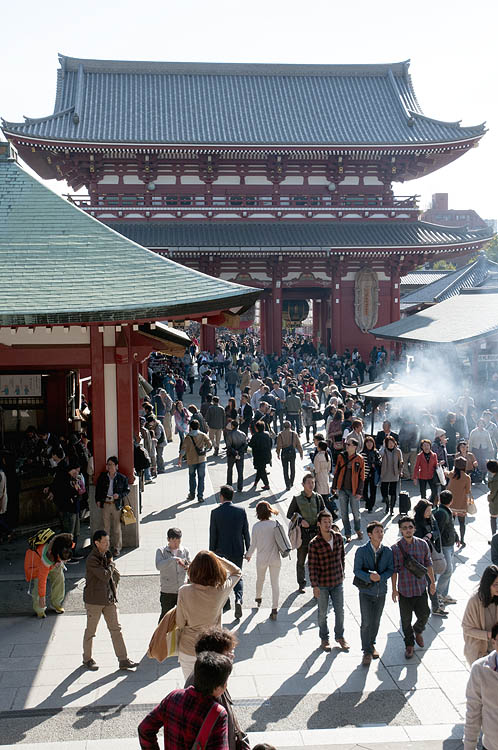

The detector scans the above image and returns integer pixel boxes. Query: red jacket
[332,452,365,495]
[413,450,438,481]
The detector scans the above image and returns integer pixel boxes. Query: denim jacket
[353,542,394,598]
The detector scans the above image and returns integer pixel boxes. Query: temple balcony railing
[67,192,419,220]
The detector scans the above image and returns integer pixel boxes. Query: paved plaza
[0,403,494,749]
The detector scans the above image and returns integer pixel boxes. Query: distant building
[423,193,488,230]
[485,218,497,233]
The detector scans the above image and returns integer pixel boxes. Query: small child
[155,528,190,622]
[486,460,498,543]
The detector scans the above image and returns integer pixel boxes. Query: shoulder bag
[353,548,383,590]
[274,519,292,558]
[191,702,225,750]
[401,545,427,579]
[427,540,447,575]
[188,434,206,457]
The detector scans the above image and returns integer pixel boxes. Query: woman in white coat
[245,501,281,621]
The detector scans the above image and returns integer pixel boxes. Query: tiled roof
[1,56,486,147]
[107,220,491,251]
[371,290,498,344]
[0,150,259,326]
[400,254,494,308]
[400,271,450,286]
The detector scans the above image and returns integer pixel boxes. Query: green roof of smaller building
[0,144,259,326]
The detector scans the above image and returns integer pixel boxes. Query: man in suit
[209,485,250,619]
[375,420,399,450]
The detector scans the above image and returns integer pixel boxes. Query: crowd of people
[13,331,498,750]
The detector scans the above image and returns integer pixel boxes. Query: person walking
[172,400,191,451]
[224,420,247,493]
[313,441,332,508]
[413,499,447,618]
[380,436,403,515]
[353,521,394,665]
[207,396,226,457]
[238,393,253,436]
[51,461,84,560]
[308,510,349,652]
[463,623,498,750]
[486,459,498,544]
[248,421,272,491]
[332,437,365,542]
[156,388,173,443]
[179,419,212,503]
[447,456,472,549]
[276,421,303,491]
[95,456,129,557]
[286,474,325,593]
[145,416,166,474]
[209,485,250,619]
[155,527,190,622]
[284,387,302,434]
[245,501,281,620]
[468,419,494,477]
[413,439,439,503]
[462,564,498,666]
[82,529,138,671]
[301,391,319,443]
[176,551,241,678]
[391,515,436,659]
[433,490,458,607]
[138,651,231,750]
[361,435,381,512]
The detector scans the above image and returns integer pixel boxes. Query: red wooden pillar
[320,297,329,352]
[271,286,283,356]
[200,324,216,353]
[312,299,320,349]
[330,275,343,355]
[115,328,135,483]
[90,326,106,477]
[259,297,269,354]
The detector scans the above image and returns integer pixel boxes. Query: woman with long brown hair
[245,501,281,620]
[176,550,241,677]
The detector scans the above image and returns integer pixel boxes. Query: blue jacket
[209,502,250,565]
[353,542,394,597]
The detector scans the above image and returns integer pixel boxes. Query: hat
[434,428,446,438]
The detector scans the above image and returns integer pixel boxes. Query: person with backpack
[286,473,325,593]
[245,501,281,620]
[276,421,303,491]
[178,419,212,503]
[24,531,73,617]
[138,651,231,750]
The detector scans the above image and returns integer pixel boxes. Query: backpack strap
[191,702,224,750]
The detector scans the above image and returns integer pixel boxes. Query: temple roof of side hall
[2,55,486,148]
[0,143,260,327]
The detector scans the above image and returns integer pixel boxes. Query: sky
[1,0,497,219]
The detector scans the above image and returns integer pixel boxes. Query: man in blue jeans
[332,438,365,542]
[178,420,212,503]
[353,521,394,665]
[308,510,349,652]
[433,489,458,605]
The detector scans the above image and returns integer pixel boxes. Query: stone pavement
[0,404,494,748]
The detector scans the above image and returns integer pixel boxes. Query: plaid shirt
[138,686,228,750]
[392,537,432,598]
[308,531,345,588]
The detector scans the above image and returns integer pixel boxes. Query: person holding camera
[82,529,138,671]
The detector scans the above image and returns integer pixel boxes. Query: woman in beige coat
[176,550,241,677]
[313,441,332,503]
[462,564,498,665]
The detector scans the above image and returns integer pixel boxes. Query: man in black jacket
[52,461,84,561]
[95,457,129,557]
[225,420,247,492]
[209,485,250,618]
[433,490,458,605]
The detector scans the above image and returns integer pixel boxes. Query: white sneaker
[441,595,457,604]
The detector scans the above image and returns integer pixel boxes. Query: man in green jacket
[287,474,325,593]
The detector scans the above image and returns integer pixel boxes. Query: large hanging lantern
[282,299,309,327]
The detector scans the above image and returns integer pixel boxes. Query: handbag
[401,547,427,579]
[121,505,137,525]
[467,498,477,515]
[353,575,373,589]
[435,464,446,486]
[427,541,447,576]
[312,411,323,422]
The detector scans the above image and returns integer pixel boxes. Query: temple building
[2,55,491,355]
[0,141,258,530]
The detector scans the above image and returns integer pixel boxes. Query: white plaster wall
[308,176,329,185]
[280,176,304,185]
[123,175,143,184]
[180,176,203,184]
[213,176,241,184]
[103,327,116,346]
[245,176,272,185]
[155,176,177,184]
[0,327,90,346]
[98,175,119,184]
[104,363,118,457]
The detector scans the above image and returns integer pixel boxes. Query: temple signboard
[355,268,379,333]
